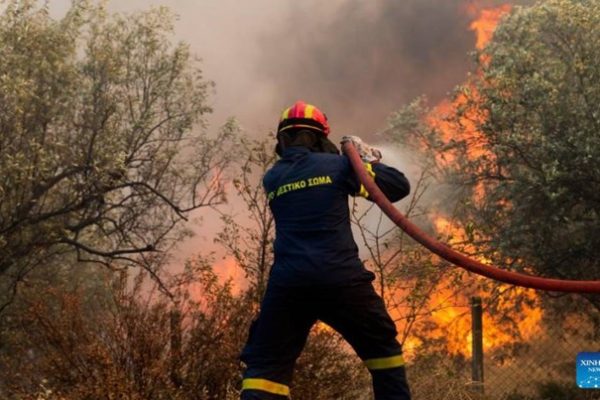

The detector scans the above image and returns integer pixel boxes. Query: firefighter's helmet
[277,100,330,136]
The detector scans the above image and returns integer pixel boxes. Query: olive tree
[0,0,234,311]
[387,0,600,310]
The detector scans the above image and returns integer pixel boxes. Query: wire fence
[406,295,600,400]
[483,321,598,400]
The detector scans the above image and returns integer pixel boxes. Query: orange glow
[395,274,543,358]
[388,4,544,361]
[404,5,542,357]
[433,214,491,263]
[214,256,247,294]
[427,214,543,356]
[401,336,423,360]
[185,256,246,305]
[314,321,335,334]
[424,5,512,202]
[427,92,491,207]
[467,4,512,50]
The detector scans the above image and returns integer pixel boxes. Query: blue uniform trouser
[240,281,411,399]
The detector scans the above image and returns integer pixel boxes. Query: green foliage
[387,0,600,293]
[473,0,600,282]
[0,0,235,310]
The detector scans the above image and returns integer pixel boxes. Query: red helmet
[277,100,330,136]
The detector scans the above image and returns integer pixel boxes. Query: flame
[394,261,543,358]
[434,215,490,262]
[417,166,544,359]
[425,4,512,203]
[467,4,512,51]
[423,215,543,357]
[399,1,542,357]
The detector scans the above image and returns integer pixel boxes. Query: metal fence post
[471,296,484,394]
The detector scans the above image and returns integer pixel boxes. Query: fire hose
[342,142,600,293]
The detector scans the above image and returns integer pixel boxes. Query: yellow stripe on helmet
[364,354,405,370]
[281,108,291,121]
[242,378,290,396]
[304,104,315,119]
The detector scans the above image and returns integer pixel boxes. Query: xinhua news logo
[577,352,600,389]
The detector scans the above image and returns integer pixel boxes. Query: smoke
[49,0,522,135]
[257,0,471,136]
[45,0,525,268]
[253,0,523,137]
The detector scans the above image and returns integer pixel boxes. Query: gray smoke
[49,0,523,137]
[254,0,523,136]
[44,0,526,267]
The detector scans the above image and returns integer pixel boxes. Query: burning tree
[388,0,600,312]
[354,1,600,397]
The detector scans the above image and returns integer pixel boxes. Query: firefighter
[240,100,412,399]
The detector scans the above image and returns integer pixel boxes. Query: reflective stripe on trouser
[363,354,410,400]
[242,378,290,397]
[364,354,405,370]
[240,281,411,400]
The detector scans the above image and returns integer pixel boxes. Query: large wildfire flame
[425,4,512,201]
[427,216,542,357]
[397,4,545,360]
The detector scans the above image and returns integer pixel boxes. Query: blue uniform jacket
[264,146,410,286]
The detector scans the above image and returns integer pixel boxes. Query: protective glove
[341,135,383,163]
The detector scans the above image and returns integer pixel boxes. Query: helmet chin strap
[276,130,339,156]
[342,141,600,294]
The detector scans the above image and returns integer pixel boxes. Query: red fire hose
[343,142,600,293]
